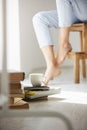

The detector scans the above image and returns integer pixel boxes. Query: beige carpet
[0,67,87,130]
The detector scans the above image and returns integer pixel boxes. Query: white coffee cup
[29,73,43,87]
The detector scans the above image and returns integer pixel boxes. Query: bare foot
[57,42,72,66]
[42,65,61,85]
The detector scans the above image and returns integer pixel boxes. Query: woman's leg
[56,0,76,65]
[33,10,61,85]
[41,45,61,85]
[57,27,72,65]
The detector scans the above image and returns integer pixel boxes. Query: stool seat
[67,52,87,59]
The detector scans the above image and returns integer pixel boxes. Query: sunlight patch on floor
[50,91,87,105]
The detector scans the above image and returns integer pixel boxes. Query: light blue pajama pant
[33,0,87,48]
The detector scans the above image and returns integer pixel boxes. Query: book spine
[9,93,25,98]
[9,72,25,82]
[9,89,22,94]
[9,82,21,89]
[0,72,25,82]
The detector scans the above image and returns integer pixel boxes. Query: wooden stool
[55,23,87,83]
[67,23,87,83]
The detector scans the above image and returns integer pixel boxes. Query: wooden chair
[67,23,87,83]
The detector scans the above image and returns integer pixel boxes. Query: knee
[32,12,45,25]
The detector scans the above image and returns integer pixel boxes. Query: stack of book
[23,86,61,100]
[9,71,29,109]
[9,71,25,94]
[0,71,29,109]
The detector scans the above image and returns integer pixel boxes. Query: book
[0,72,25,82]
[9,89,23,94]
[9,82,21,89]
[9,93,25,98]
[24,96,48,101]
[9,99,29,109]
[9,72,25,82]
[24,87,61,99]
[24,86,49,91]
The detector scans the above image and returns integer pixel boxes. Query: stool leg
[80,32,86,78]
[74,54,80,83]
[81,60,86,78]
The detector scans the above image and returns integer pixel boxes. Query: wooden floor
[0,67,87,130]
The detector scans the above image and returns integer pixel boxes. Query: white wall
[19,0,81,75]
